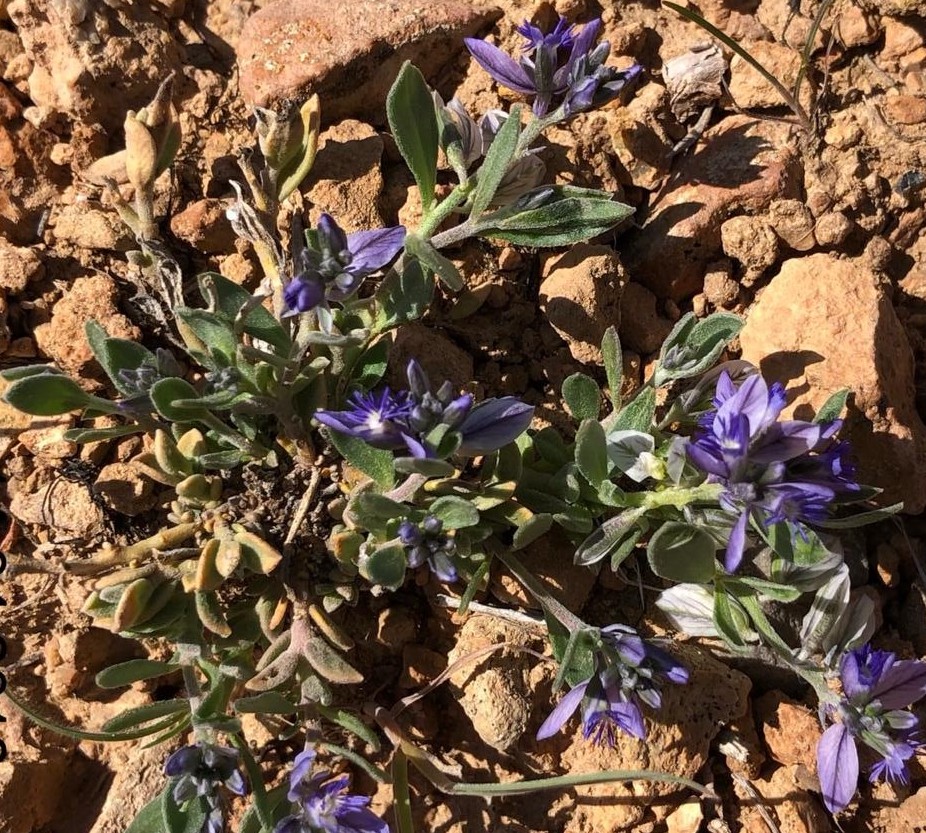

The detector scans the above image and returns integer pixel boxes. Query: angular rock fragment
[740,253,926,513]
[237,0,502,123]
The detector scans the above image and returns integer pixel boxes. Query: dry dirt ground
[3,1,926,832]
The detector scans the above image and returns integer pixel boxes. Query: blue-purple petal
[817,723,859,814]
[723,509,750,572]
[464,38,537,94]
[870,659,926,710]
[457,397,534,455]
[347,226,406,274]
[537,679,589,740]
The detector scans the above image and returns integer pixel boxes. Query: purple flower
[315,388,414,449]
[284,213,405,314]
[275,748,389,833]
[398,514,458,582]
[817,645,926,813]
[687,371,859,572]
[314,360,533,459]
[164,742,247,833]
[537,625,688,745]
[464,16,641,117]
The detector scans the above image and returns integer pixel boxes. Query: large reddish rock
[237,0,501,123]
[623,115,802,301]
[7,0,181,133]
[33,274,141,376]
[740,254,926,513]
[539,243,626,365]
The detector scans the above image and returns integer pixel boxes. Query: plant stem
[198,411,262,457]
[450,769,714,798]
[624,483,724,511]
[230,735,276,833]
[418,185,470,239]
[182,664,203,714]
[429,219,476,250]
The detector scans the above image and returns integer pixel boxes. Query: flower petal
[346,226,406,274]
[613,700,646,740]
[723,509,750,572]
[817,723,859,814]
[464,38,537,94]
[457,397,534,455]
[871,659,926,710]
[537,680,589,740]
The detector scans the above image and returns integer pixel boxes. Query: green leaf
[612,385,656,433]
[816,502,903,529]
[351,338,391,391]
[354,493,407,522]
[326,431,395,489]
[124,791,166,833]
[375,257,434,330]
[512,512,553,550]
[574,509,644,566]
[102,699,189,732]
[713,588,752,648]
[149,378,203,421]
[730,576,802,603]
[2,374,100,416]
[476,189,635,247]
[176,308,237,366]
[64,424,144,444]
[646,522,716,583]
[654,311,743,384]
[429,495,480,529]
[95,659,179,689]
[387,62,438,212]
[470,105,521,218]
[86,320,154,395]
[0,363,62,381]
[815,388,850,423]
[197,273,291,353]
[394,456,455,477]
[3,688,187,743]
[233,691,299,714]
[575,418,608,486]
[601,326,623,409]
[544,612,596,686]
[363,543,408,589]
[530,426,572,467]
[407,236,463,291]
[162,787,208,833]
[689,311,743,350]
[316,704,382,752]
[611,524,645,570]
[736,590,797,656]
[562,373,600,421]
[197,450,250,469]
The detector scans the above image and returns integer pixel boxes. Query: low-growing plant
[1,13,914,832]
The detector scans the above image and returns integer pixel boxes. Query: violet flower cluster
[464,16,642,117]
[537,625,688,746]
[398,514,458,581]
[687,371,859,572]
[817,644,926,813]
[315,359,534,459]
[275,748,389,833]
[164,742,247,833]
[284,213,405,315]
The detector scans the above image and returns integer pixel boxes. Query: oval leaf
[96,659,179,689]
[387,62,438,212]
[646,522,717,583]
